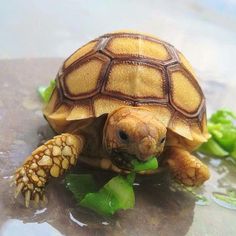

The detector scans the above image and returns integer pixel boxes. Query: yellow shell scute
[65,58,103,95]
[191,123,208,143]
[67,104,93,120]
[106,37,170,61]
[64,41,97,68]
[94,96,129,117]
[170,116,193,140]
[105,62,164,99]
[170,70,202,113]
[48,104,70,120]
[47,104,71,133]
[152,106,172,127]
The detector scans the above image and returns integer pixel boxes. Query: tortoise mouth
[111,149,136,170]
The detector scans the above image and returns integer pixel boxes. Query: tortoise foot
[165,147,210,186]
[13,133,84,207]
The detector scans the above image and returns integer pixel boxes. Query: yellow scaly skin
[14,133,84,207]
[163,148,210,186]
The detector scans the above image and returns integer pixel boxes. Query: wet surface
[0,59,236,236]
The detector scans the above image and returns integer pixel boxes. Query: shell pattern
[44,31,208,141]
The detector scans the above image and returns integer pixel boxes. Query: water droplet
[69,212,87,227]
[102,221,109,225]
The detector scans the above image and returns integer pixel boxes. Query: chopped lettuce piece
[131,157,158,172]
[65,174,97,202]
[208,121,236,153]
[80,174,135,216]
[65,173,135,216]
[126,172,136,185]
[198,138,229,157]
[65,158,159,216]
[198,109,236,159]
[210,110,236,125]
[38,80,56,103]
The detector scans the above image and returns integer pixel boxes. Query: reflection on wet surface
[0,59,235,235]
[1,219,63,236]
[0,167,196,236]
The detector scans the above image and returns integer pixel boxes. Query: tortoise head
[103,107,167,169]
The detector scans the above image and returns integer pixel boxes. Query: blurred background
[1,0,236,85]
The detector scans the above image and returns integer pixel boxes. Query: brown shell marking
[44,31,207,140]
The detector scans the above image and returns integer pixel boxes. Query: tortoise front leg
[163,147,210,186]
[14,133,84,207]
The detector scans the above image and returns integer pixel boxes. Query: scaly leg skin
[14,133,84,207]
[164,147,210,186]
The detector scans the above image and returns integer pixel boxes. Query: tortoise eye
[160,137,166,144]
[118,130,129,141]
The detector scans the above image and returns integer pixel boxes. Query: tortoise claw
[14,167,46,208]
[14,182,24,198]
[33,193,40,207]
[32,193,47,208]
[25,190,31,208]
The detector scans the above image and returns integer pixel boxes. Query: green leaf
[80,189,119,216]
[213,127,236,152]
[126,172,136,185]
[198,138,229,157]
[230,144,236,158]
[198,108,236,159]
[80,174,135,216]
[65,174,97,202]
[38,80,56,103]
[210,109,236,125]
[64,158,158,216]
[65,173,135,216]
[131,157,158,172]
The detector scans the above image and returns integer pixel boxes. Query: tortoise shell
[44,31,208,142]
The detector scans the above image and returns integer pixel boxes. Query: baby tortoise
[14,30,210,207]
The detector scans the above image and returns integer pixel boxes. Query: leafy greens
[198,109,236,158]
[38,80,56,103]
[65,157,158,216]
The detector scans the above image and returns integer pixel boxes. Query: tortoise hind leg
[14,133,84,207]
[163,147,210,186]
